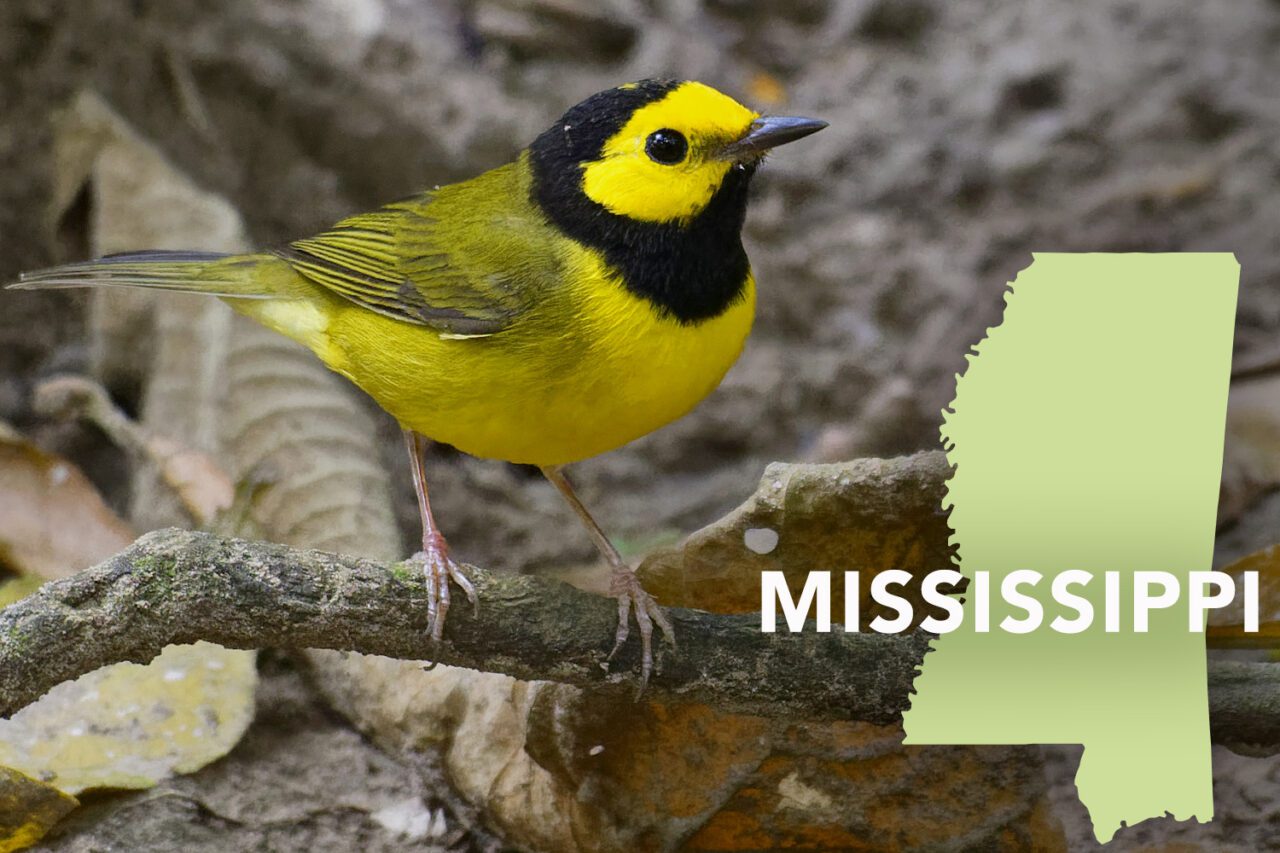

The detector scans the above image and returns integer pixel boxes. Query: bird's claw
[408,532,478,642]
[606,567,675,692]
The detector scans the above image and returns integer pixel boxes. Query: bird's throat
[529,155,755,325]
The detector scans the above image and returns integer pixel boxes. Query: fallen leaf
[638,453,956,628]
[142,435,234,525]
[0,432,134,580]
[0,767,78,852]
[0,643,256,795]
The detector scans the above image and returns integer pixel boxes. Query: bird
[11,79,826,685]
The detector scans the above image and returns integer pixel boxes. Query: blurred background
[2,0,1280,850]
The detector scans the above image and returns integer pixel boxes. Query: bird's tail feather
[8,250,274,299]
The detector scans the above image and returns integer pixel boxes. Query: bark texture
[2,528,1277,751]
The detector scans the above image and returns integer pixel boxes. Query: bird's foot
[407,532,478,642]
[606,566,675,691]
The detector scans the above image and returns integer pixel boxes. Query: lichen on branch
[0,529,930,722]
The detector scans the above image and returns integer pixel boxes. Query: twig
[32,374,234,524]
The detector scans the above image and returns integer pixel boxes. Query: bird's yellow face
[579,82,759,224]
[528,79,825,324]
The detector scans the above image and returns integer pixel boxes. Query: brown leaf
[141,435,234,526]
[0,431,134,580]
[638,453,956,629]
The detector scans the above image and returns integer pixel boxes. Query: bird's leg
[404,430,477,641]
[540,465,675,688]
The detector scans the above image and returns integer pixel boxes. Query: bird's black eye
[645,129,688,165]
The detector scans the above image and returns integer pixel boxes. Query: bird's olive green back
[277,158,563,337]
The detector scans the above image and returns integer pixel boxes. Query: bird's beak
[717,116,828,161]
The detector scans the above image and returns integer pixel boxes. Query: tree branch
[0,529,928,721]
[1,529,1278,750]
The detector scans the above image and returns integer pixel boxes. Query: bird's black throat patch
[527,81,754,325]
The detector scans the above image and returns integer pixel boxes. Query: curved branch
[2,528,1278,749]
[0,529,929,721]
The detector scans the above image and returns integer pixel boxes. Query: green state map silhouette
[903,253,1240,842]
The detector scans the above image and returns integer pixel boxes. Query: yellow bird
[13,80,825,683]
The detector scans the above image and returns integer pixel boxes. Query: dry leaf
[0,767,78,853]
[0,432,134,580]
[0,643,256,795]
[638,453,955,627]
[141,436,234,525]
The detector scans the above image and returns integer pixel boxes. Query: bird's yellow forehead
[583,82,759,224]
[611,81,758,145]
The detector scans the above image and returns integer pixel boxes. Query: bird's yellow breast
[316,246,755,467]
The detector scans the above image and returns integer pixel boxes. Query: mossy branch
[0,529,929,721]
[2,528,1279,750]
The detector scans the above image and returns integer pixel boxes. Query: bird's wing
[276,193,540,337]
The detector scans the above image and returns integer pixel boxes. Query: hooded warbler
[13,79,826,684]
